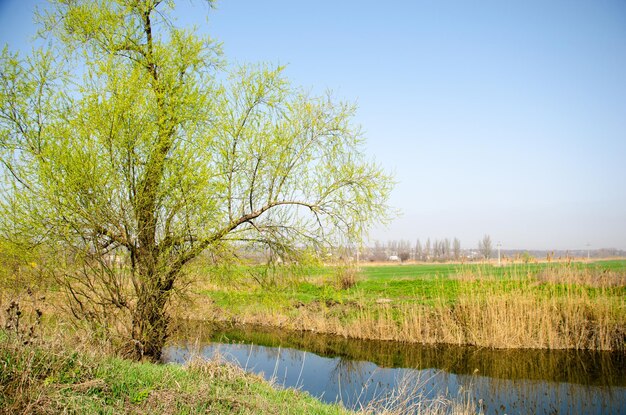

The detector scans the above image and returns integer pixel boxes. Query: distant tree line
[363,234,502,263]
[367,237,465,262]
[233,237,624,264]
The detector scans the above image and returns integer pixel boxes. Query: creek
[163,323,626,414]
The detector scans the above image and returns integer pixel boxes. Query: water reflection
[164,322,626,414]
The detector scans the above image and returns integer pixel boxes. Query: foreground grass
[184,260,626,351]
[0,330,350,415]
[1,330,477,415]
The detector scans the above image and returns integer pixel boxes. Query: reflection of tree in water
[332,357,368,382]
[329,360,455,411]
[167,322,626,413]
[262,344,281,361]
[330,357,372,406]
[455,371,623,415]
[175,322,626,387]
[271,346,308,385]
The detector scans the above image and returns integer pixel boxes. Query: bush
[335,267,359,290]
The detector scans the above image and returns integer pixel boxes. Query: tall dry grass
[392,294,623,350]
[339,279,622,350]
[395,265,625,350]
[535,265,626,287]
[186,264,626,351]
[357,371,480,415]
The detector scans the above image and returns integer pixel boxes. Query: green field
[199,260,626,310]
[187,260,626,351]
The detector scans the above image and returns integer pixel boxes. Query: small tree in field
[0,0,393,360]
[478,234,493,260]
[414,239,423,261]
[398,239,411,262]
[453,237,461,260]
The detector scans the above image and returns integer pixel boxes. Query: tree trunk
[131,245,175,361]
[132,282,171,361]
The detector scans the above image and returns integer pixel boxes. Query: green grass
[355,261,626,302]
[359,263,459,279]
[201,260,626,310]
[185,259,626,350]
[0,331,350,414]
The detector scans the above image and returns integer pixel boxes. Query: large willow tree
[0,0,393,360]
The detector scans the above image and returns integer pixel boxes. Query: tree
[389,240,398,257]
[371,241,387,262]
[478,235,493,260]
[431,239,440,260]
[398,240,411,262]
[453,237,461,260]
[0,0,393,360]
[414,239,422,262]
[441,238,450,261]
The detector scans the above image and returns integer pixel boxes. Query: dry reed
[183,265,626,351]
[357,371,479,415]
[535,266,626,287]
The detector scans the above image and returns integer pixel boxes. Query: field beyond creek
[179,259,626,351]
[2,260,625,414]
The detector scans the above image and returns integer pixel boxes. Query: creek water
[163,323,626,414]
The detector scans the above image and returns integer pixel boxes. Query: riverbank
[165,322,626,414]
[168,321,626,388]
[182,260,626,351]
[2,261,622,414]
[1,327,480,415]
[0,301,478,415]
[0,329,351,415]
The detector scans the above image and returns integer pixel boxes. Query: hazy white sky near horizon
[1,0,625,250]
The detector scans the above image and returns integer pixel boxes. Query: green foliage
[0,0,393,359]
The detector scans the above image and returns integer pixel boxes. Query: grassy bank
[1,329,478,415]
[1,260,622,413]
[183,260,626,351]
[0,329,351,415]
[0,263,485,415]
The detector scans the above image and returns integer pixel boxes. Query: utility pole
[586,243,590,261]
[497,241,502,266]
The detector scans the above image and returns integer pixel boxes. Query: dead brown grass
[535,267,626,287]
[359,370,480,415]
[335,266,360,290]
[180,265,626,351]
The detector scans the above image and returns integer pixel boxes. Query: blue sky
[1,0,625,250]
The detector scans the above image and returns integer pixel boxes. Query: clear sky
[1,0,625,250]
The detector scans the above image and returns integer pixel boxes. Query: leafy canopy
[0,0,393,275]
